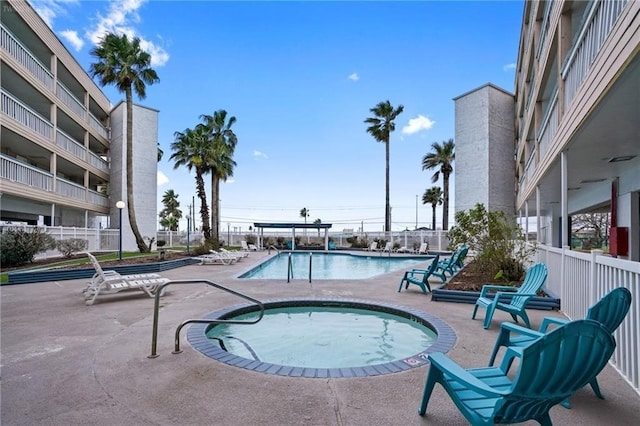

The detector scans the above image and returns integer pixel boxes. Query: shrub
[447,203,536,280]
[0,228,56,267]
[56,238,88,258]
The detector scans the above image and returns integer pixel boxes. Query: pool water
[206,306,437,368]
[239,252,434,279]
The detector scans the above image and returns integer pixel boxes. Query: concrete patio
[2,251,638,425]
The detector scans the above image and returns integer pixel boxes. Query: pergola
[253,222,333,250]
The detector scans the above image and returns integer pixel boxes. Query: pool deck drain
[187,298,456,377]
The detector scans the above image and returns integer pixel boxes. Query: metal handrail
[308,252,312,283]
[148,279,264,358]
[287,252,293,282]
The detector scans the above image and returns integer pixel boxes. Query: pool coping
[237,251,438,280]
[186,298,457,378]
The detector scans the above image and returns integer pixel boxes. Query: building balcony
[1,23,110,140]
[1,154,108,208]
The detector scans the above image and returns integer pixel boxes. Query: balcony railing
[56,81,86,120]
[562,0,629,110]
[88,189,109,207]
[55,129,86,159]
[537,245,640,394]
[55,177,86,202]
[89,113,109,139]
[1,89,53,140]
[537,91,559,163]
[54,129,109,173]
[88,151,109,173]
[0,154,53,191]
[536,0,554,59]
[1,24,54,91]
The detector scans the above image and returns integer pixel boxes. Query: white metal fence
[537,244,640,395]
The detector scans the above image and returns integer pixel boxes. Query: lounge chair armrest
[480,285,518,297]
[539,317,569,333]
[499,322,545,339]
[428,353,508,397]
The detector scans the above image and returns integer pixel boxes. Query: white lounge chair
[196,251,235,265]
[83,253,169,306]
[380,242,393,253]
[417,242,429,254]
[240,241,258,251]
[211,249,242,263]
[367,242,378,252]
[220,248,248,260]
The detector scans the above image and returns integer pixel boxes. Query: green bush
[0,228,56,267]
[448,203,535,281]
[56,238,88,258]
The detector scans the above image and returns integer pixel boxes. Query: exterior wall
[1,0,112,227]
[454,83,515,215]
[487,87,516,214]
[109,102,159,251]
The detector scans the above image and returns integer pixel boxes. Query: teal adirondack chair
[418,319,616,425]
[398,255,439,294]
[488,287,631,408]
[432,246,468,282]
[472,262,548,329]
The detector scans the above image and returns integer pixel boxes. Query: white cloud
[253,150,269,159]
[157,170,169,186]
[348,72,359,81]
[86,0,170,67]
[28,0,74,28]
[402,114,435,135]
[60,30,83,50]
[503,63,516,71]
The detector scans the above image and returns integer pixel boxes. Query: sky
[30,0,524,233]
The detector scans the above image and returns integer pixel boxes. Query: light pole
[415,194,418,230]
[186,215,191,255]
[227,222,231,246]
[116,200,125,260]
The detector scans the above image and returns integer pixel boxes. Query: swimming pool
[187,299,457,378]
[239,252,435,280]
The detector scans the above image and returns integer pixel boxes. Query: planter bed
[431,288,560,310]
[4,257,201,285]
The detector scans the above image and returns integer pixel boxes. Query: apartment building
[456,0,639,261]
[1,0,158,250]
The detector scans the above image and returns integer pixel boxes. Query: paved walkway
[2,251,638,425]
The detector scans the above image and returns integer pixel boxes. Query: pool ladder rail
[148,279,264,358]
[286,252,313,283]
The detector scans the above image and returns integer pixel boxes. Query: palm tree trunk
[124,87,149,252]
[385,141,391,233]
[195,170,211,240]
[432,204,437,230]
[210,175,219,242]
[443,173,450,230]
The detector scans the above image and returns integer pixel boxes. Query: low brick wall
[431,289,560,310]
[4,257,201,285]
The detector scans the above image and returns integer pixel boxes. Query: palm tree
[300,207,310,243]
[159,189,181,231]
[200,110,238,242]
[313,218,322,237]
[422,186,443,230]
[169,127,212,239]
[159,215,179,232]
[422,139,455,230]
[364,100,404,233]
[90,33,160,253]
